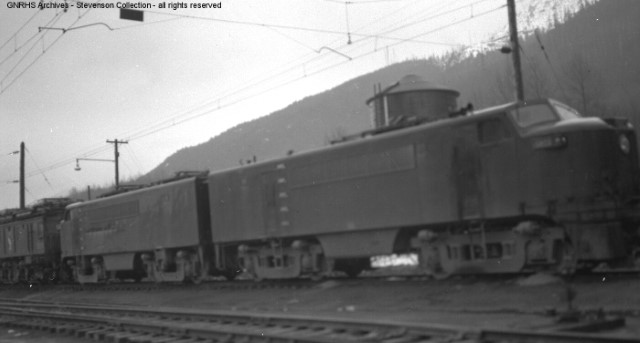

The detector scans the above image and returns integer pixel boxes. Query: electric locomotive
[59,172,213,283]
[0,198,71,283]
[210,74,640,278]
[56,74,640,283]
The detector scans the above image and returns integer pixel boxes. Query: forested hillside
[69,0,640,198]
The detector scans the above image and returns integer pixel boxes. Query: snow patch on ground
[516,273,563,286]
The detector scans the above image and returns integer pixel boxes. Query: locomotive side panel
[62,178,203,262]
[417,129,457,224]
[44,216,61,256]
[475,116,521,218]
[209,127,452,245]
[5,217,45,258]
[0,223,15,258]
[209,168,269,242]
[287,142,424,235]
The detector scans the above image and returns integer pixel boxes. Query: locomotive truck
[3,74,639,283]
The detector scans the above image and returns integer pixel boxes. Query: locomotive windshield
[509,100,581,129]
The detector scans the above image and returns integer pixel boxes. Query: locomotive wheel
[344,267,363,278]
[252,273,264,282]
[335,258,369,278]
[310,273,324,282]
[223,268,239,281]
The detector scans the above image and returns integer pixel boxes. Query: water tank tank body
[367,74,460,128]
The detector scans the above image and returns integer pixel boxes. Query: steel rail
[0,299,637,343]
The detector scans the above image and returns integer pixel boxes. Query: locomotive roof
[0,198,72,223]
[208,98,599,176]
[207,100,527,176]
[64,172,207,210]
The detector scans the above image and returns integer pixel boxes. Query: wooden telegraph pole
[106,139,128,189]
[19,142,25,209]
[507,0,525,101]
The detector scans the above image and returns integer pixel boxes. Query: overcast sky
[0,0,530,209]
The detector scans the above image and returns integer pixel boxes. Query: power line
[121,4,506,144]
[8,1,505,188]
[0,8,41,52]
[25,147,56,193]
[0,11,65,68]
[120,1,483,142]
[0,2,101,94]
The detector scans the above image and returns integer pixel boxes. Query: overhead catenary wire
[122,4,507,144]
[25,147,56,194]
[0,5,100,94]
[119,0,487,140]
[16,1,506,180]
[0,8,41,52]
[533,29,569,100]
[0,0,463,97]
[3,1,507,200]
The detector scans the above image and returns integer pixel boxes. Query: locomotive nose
[524,116,640,202]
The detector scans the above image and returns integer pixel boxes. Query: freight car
[0,198,71,283]
[55,74,640,283]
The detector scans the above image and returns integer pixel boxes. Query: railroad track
[2,268,637,293]
[0,299,636,343]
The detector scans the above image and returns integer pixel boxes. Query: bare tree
[524,58,551,99]
[494,66,515,103]
[564,53,603,116]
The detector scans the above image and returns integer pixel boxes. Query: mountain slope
[70,0,640,197]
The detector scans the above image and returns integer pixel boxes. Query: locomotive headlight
[619,134,631,154]
[532,135,567,150]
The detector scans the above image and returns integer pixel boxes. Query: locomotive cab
[413,98,640,275]
[510,99,640,266]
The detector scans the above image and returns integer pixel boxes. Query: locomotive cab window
[510,104,557,129]
[509,100,581,130]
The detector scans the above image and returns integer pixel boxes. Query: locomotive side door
[452,124,483,220]
[477,115,519,218]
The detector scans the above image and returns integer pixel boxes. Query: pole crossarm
[74,138,127,190]
[107,139,128,189]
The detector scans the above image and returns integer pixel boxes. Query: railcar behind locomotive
[0,198,71,283]
[59,172,213,283]
[51,74,640,284]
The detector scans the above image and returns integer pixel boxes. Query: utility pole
[106,139,128,189]
[507,0,525,102]
[19,142,25,209]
